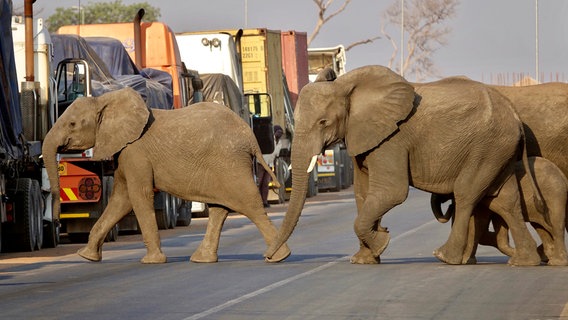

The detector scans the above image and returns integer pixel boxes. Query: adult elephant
[432,82,568,261]
[264,65,543,266]
[42,87,291,264]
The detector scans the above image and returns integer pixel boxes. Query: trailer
[0,0,58,252]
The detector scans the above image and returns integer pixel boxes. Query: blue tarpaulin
[0,0,23,159]
[51,34,173,109]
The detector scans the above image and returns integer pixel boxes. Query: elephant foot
[77,246,102,262]
[507,249,541,266]
[350,247,381,264]
[190,247,218,263]
[141,251,167,264]
[365,229,390,257]
[265,244,291,263]
[433,245,463,265]
[547,256,568,266]
[538,244,568,266]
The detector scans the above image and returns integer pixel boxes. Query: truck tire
[167,194,177,229]
[307,170,318,198]
[5,178,35,252]
[43,219,59,248]
[176,200,192,227]
[155,191,170,230]
[31,180,43,250]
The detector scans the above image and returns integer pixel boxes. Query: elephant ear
[338,66,415,156]
[92,87,151,160]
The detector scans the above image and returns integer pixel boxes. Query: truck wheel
[155,192,170,230]
[176,200,192,227]
[43,220,59,248]
[6,178,36,252]
[307,170,318,198]
[31,180,43,250]
[105,223,119,242]
[167,194,177,229]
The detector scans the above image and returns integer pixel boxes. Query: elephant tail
[254,148,281,189]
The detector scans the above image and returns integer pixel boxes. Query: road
[1,187,568,320]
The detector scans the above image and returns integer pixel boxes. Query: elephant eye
[69,121,76,128]
[319,119,328,127]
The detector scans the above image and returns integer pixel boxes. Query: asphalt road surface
[1,187,568,320]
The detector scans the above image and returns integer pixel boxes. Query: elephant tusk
[307,155,318,173]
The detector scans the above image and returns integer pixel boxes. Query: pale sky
[14,0,568,84]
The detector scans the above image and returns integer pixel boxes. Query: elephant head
[42,87,150,222]
[265,65,415,259]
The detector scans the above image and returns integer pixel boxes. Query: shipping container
[280,31,309,109]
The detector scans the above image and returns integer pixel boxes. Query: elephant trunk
[265,144,315,259]
[42,129,63,222]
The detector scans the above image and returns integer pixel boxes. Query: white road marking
[183,219,436,320]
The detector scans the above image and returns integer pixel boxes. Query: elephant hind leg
[531,222,568,266]
[191,205,229,263]
[485,177,540,266]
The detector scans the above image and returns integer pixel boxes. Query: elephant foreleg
[352,150,409,264]
[350,159,380,264]
[127,179,166,264]
[191,205,229,263]
[78,175,132,262]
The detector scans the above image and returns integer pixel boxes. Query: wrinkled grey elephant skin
[42,87,291,264]
[464,157,568,266]
[265,65,542,266]
[434,83,568,265]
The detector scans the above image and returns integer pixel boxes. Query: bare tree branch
[308,0,352,45]
[382,0,459,80]
[381,20,398,69]
[345,36,381,51]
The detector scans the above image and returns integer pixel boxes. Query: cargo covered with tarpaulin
[51,34,173,109]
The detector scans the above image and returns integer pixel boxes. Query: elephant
[434,157,568,266]
[42,87,291,264]
[263,65,544,266]
[432,82,568,264]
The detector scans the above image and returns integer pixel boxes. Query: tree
[45,0,161,33]
[308,0,380,51]
[382,0,459,81]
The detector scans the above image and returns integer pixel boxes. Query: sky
[13,0,568,84]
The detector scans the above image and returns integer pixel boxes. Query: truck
[228,28,296,204]
[307,45,353,191]
[0,0,58,252]
[50,11,199,238]
[176,28,300,210]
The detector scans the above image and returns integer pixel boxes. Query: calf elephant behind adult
[264,65,541,266]
[42,87,291,264]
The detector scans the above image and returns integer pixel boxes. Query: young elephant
[434,157,568,266]
[42,87,291,264]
